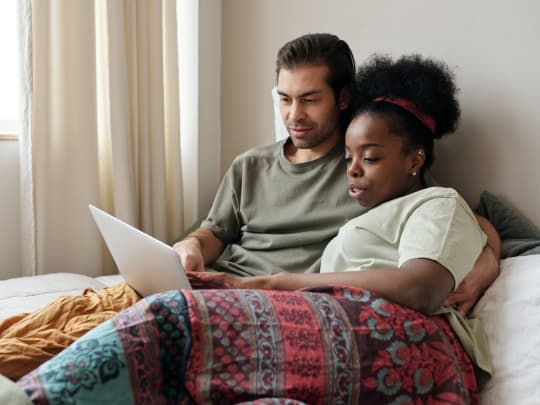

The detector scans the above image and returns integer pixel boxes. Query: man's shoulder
[231,141,283,165]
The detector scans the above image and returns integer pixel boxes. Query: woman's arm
[443,215,501,315]
[198,258,454,315]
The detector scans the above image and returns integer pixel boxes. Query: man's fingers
[443,291,476,316]
[456,300,474,316]
[181,256,205,273]
[443,292,465,306]
[193,262,206,273]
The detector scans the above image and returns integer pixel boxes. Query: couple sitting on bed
[9,33,498,404]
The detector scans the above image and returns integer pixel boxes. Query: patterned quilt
[17,286,477,404]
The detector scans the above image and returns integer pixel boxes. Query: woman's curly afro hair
[349,54,461,170]
[352,54,460,138]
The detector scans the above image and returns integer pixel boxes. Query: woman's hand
[189,272,272,290]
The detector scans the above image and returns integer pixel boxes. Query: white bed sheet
[0,273,124,321]
[474,254,540,404]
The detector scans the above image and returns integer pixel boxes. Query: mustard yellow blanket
[0,282,140,380]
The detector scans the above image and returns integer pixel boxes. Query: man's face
[277,65,345,150]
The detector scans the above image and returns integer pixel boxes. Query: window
[0,0,20,139]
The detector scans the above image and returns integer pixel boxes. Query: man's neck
[284,135,342,164]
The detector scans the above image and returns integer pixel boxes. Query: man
[173,33,499,315]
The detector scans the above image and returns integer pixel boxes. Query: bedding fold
[0,282,140,380]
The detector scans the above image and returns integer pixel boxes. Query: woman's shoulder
[404,187,474,217]
[415,186,460,199]
[374,187,463,213]
[355,187,472,229]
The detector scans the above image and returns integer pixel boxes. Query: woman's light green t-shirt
[320,186,492,382]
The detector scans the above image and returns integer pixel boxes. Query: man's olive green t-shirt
[201,139,366,276]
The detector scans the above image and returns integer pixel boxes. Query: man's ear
[338,88,351,111]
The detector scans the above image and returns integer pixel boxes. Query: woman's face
[345,113,424,208]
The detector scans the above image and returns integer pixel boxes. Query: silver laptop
[89,204,191,297]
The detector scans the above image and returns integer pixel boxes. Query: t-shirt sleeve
[398,197,487,288]
[200,163,242,244]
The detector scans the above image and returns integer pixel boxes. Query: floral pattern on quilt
[17,286,477,404]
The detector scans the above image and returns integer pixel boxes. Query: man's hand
[443,245,499,315]
[173,228,226,273]
[173,237,206,273]
[443,215,501,316]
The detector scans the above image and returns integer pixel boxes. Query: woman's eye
[363,157,379,164]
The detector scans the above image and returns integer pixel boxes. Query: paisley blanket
[17,286,477,404]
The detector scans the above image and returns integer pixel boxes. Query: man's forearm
[442,215,501,315]
[476,214,501,259]
[475,215,501,282]
[184,228,225,265]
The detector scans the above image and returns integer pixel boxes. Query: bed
[0,273,124,322]
[1,254,540,403]
[1,191,540,404]
[473,254,540,404]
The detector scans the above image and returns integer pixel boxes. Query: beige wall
[221,0,540,226]
[0,140,20,278]
[2,1,539,277]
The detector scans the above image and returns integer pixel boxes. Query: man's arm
[173,228,225,272]
[443,215,501,315]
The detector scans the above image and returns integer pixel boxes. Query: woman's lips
[348,185,366,199]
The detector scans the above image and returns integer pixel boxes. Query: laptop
[89,204,191,297]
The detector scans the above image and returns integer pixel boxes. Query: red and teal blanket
[17,286,477,404]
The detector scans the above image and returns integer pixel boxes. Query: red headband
[372,96,436,134]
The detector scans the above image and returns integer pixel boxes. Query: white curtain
[18,0,184,277]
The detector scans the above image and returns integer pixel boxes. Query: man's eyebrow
[277,89,323,97]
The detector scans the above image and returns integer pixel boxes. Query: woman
[16,55,489,404]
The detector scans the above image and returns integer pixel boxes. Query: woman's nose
[347,160,362,178]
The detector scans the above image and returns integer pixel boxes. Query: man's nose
[289,101,306,121]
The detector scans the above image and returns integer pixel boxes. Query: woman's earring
[412,172,417,177]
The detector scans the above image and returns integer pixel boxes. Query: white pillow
[473,254,540,404]
[272,86,288,141]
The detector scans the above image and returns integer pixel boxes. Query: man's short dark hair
[276,33,356,99]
